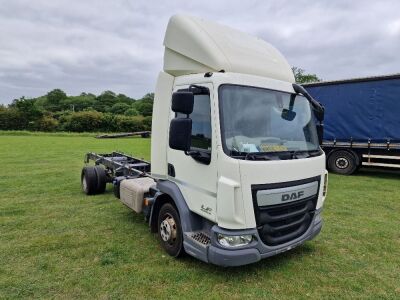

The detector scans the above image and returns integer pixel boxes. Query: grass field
[1,133,399,299]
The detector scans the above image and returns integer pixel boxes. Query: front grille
[252,177,320,246]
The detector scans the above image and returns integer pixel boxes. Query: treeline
[0,89,153,132]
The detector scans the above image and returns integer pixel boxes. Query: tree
[292,67,321,84]
[94,90,118,112]
[109,103,131,115]
[116,93,135,105]
[135,101,153,116]
[61,94,95,112]
[133,93,154,116]
[140,93,154,103]
[11,97,43,127]
[45,89,67,111]
[124,108,139,116]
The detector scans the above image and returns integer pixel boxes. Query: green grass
[0,133,399,299]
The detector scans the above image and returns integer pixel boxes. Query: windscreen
[219,85,320,158]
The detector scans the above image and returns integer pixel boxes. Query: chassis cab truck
[81,15,328,267]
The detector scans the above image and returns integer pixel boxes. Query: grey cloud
[0,0,399,104]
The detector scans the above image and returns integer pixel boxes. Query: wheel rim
[82,175,88,191]
[336,157,349,169]
[160,213,177,244]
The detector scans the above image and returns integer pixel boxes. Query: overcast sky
[1,0,399,104]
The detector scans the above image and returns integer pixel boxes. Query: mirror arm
[185,150,211,165]
[292,83,324,122]
[184,150,199,156]
[189,85,210,95]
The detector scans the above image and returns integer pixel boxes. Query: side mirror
[316,123,324,145]
[281,108,296,121]
[169,91,194,151]
[172,91,194,114]
[169,118,192,151]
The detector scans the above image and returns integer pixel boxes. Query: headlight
[217,234,252,247]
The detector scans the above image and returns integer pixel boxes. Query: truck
[304,74,400,175]
[81,15,328,267]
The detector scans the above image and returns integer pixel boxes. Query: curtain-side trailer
[304,74,400,175]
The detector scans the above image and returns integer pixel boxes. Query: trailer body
[305,75,400,174]
[82,15,328,266]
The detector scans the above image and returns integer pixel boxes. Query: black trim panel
[251,176,321,246]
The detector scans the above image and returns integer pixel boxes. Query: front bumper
[206,208,323,267]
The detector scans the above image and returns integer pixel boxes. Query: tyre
[113,182,120,199]
[94,166,107,194]
[158,203,184,257]
[327,150,358,175]
[81,166,98,195]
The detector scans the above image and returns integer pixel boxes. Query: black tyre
[113,182,120,199]
[158,203,184,257]
[81,166,98,195]
[328,150,358,175]
[94,166,107,194]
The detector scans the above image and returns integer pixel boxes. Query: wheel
[327,150,358,175]
[94,166,107,194]
[158,203,184,257]
[81,166,98,195]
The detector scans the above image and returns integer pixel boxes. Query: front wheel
[158,203,184,257]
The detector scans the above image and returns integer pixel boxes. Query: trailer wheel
[158,203,184,257]
[328,150,358,175]
[94,166,107,194]
[81,166,98,195]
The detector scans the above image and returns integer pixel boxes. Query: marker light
[323,173,328,197]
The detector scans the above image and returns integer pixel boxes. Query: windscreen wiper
[289,149,322,158]
[244,152,278,161]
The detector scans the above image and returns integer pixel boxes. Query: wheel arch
[149,180,203,233]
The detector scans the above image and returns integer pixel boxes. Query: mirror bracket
[292,83,325,122]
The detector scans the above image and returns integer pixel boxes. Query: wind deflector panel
[163,14,295,82]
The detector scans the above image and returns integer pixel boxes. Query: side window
[178,93,212,151]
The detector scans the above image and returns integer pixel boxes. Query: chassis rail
[85,151,151,178]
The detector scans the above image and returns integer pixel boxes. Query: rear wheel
[158,203,184,257]
[81,166,98,195]
[328,150,358,175]
[94,166,107,194]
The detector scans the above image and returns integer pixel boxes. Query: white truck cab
[149,15,328,266]
[82,14,328,267]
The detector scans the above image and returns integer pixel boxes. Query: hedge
[0,110,152,133]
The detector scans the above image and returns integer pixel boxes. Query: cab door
[167,83,218,221]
